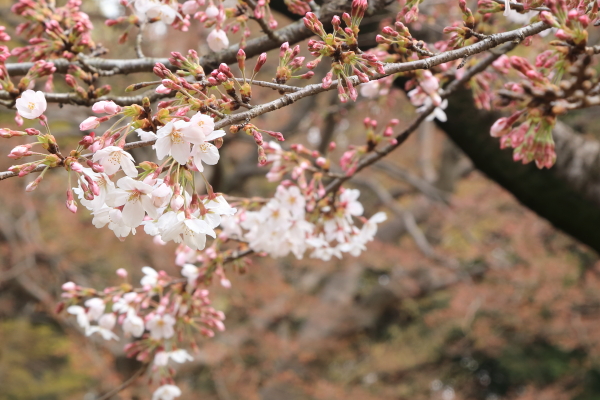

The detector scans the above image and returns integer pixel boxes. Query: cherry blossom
[87,313,119,341]
[92,146,138,177]
[190,130,226,171]
[141,266,159,287]
[152,385,182,400]
[147,314,176,340]
[155,120,205,164]
[123,311,145,338]
[15,90,46,119]
[154,349,193,366]
[105,177,156,227]
[207,29,229,52]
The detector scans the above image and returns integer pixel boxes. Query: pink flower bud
[253,53,267,74]
[322,71,333,88]
[79,116,100,131]
[25,128,41,136]
[65,189,77,213]
[182,0,199,14]
[116,268,128,278]
[70,161,84,172]
[8,144,32,159]
[62,281,77,291]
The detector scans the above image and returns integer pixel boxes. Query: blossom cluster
[61,264,225,400]
[222,184,387,261]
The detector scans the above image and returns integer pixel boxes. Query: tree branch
[0,22,550,182]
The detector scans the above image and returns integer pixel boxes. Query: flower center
[171,128,184,144]
[108,152,121,165]
[127,189,142,203]
[27,102,36,110]
[198,143,210,153]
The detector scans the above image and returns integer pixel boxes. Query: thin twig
[94,365,148,400]
[0,22,550,182]
[135,23,146,59]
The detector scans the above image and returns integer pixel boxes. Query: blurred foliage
[0,319,93,400]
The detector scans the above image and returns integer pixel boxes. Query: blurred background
[2,1,600,399]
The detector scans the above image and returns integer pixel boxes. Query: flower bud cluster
[60,264,225,399]
[11,0,95,62]
[275,42,314,86]
[491,54,600,168]
[303,2,384,103]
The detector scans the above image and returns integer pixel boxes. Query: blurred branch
[0,23,549,183]
[95,365,148,400]
[372,161,451,204]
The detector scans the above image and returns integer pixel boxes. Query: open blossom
[135,0,177,24]
[73,169,115,211]
[154,349,193,366]
[92,206,136,238]
[141,266,159,287]
[67,305,90,332]
[182,112,216,137]
[207,29,229,52]
[147,314,176,340]
[87,313,119,340]
[105,177,156,227]
[152,385,182,400]
[123,311,145,337]
[155,120,206,164]
[191,129,225,171]
[15,90,47,119]
[92,146,138,177]
[158,212,213,251]
[84,297,105,321]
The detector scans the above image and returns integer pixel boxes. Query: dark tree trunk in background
[438,88,600,253]
[271,0,600,253]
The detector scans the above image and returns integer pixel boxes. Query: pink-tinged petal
[156,122,174,138]
[141,195,158,219]
[116,176,137,190]
[155,136,171,160]
[120,156,139,177]
[131,179,154,193]
[105,190,129,207]
[192,156,205,172]
[182,127,205,145]
[195,143,220,165]
[184,231,206,250]
[206,129,226,141]
[122,200,146,227]
[101,157,121,176]
[171,141,191,165]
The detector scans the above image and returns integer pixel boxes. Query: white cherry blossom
[105,177,156,227]
[92,146,138,177]
[159,211,213,251]
[207,29,229,52]
[67,305,90,332]
[154,349,193,366]
[84,297,105,321]
[87,313,119,340]
[15,90,47,119]
[155,120,205,164]
[147,314,176,340]
[122,311,145,337]
[141,266,159,287]
[190,129,225,172]
[152,385,182,400]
